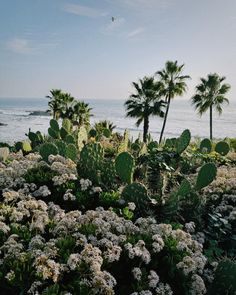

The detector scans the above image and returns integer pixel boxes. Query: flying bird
[111,16,115,22]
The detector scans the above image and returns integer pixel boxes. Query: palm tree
[47,89,63,120]
[125,76,166,143]
[95,120,117,133]
[72,101,93,127]
[191,73,230,140]
[156,61,190,143]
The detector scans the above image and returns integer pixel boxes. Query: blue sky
[0,0,235,100]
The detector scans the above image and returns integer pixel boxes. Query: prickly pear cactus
[176,129,191,154]
[22,141,32,153]
[48,127,59,139]
[54,140,67,157]
[101,159,117,188]
[50,119,60,132]
[131,142,141,152]
[78,143,104,184]
[165,138,177,149]
[62,118,72,133]
[39,143,58,161]
[177,179,192,198]
[117,129,129,154]
[122,182,149,215]
[65,144,77,161]
[200,138,212,153]
[65,134,75,144]
[195,162,217,191]
[77,126,88,151]
[60,127,68,140]
[209,259,236,295]
[115,152,134,184]
[215,141,230,156]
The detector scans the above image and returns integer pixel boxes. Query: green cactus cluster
[117,129,129,154]
[77,126,88,151]
[121,182,149,215]
[101,159,117,188]
[39,142,59,161]
[115,152,134,184]
[209,259,236,295]
[78,143,104,184]
[199,138,230,156]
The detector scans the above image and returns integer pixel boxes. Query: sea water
[0,97,235,144]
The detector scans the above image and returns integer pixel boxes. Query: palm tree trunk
[159,95,171,144]
[143,116,149,143]
[210,105,213,140]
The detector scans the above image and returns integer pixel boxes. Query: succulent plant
[39,142,58,161]
[147,141,158,151]
[209,259,236,295]
[89,129,97,138]
[48,127,59,139]
[65,134,75,144]
[77,126,88,151]
[101,159,117,188]
[117,129,129,154]
[78,143,104,184]
[122,182,149,215]
[60,127,68,140]
[62,118,72,133]
[65,144,77,161]
[195,162,217,191]
[115,152,134,184]
[103,128,111,138]
[54,140,67,157]
[215,141,230,156]
[176,129,191,154]
[200,138,212,153]
[50,119,60,132]
[22,141,32,153]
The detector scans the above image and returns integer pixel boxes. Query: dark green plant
[195,162,217,191]
[115,152,134,184]
[176,129,191,154]
[39,142,58,161]
[215,141,230,156]
[200,138,212,153]
[65,144,77,161]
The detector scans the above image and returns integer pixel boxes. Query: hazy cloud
[127,27,145,38]
[106,0,173,10]
[64,3,108,18]
[6,38,33,54]
[5,37,58,55]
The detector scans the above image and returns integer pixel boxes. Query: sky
[0,0,236,100]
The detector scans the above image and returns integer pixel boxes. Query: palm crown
[191,73,230,139]
[125,76,166,142]
[156,61,190,143]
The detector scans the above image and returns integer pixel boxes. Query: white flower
[132,267,142,281]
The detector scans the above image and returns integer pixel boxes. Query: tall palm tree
[156,61,190,143]
[191,73,230,140]
[72,101,93,127]
[125,76,166,143]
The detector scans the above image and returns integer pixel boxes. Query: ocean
[0,97,235,144]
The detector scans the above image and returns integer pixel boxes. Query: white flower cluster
[80,178,92,191]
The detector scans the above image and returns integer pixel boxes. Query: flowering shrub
[0,186,207,294]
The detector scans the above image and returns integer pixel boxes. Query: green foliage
[54,140,67,156]
[65,134,75,144]
[77,126,88,151]
[39,142,58,161]
[229,138,236,151]
[60,127,68,140]
[117,129,129,153]
[195,163,217,191]
[65,144,77,161]
[115,152,134,184]
[122,182,149,215]
[177,179,192,198]
[62,118,72,133]
[215,141,230,156]
[89,129,97,138]
[209,259,236,295]
[78,143,104,184]
[48,127,59,139]
[200,138,212,153]
[147,141,158,151]
[101,159,117,189]
[22,141,32,153]
[24,165,58,187]
[50,119,60,132]
[42,284,60,295]
[103,128,111,138]
[176,129,191,154]
[99,191,120,207]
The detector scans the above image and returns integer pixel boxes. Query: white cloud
[64,3,108,18]
[5,37,58,55]
[127,27,145,38]
[107,0,172,10]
